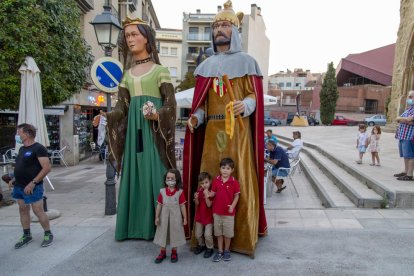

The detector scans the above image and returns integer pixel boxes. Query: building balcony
[187,33,210,42]
[75,0,94,13]
[185,53,197,63]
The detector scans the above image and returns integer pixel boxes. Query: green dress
[111,64,176,240]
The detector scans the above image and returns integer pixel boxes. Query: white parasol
[17,56,50,149]
[175,87,194,109]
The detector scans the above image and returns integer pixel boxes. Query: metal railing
[187,33,210,41]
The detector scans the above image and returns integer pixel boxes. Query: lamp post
[90,1,122,215]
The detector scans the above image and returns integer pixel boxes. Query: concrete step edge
[298,155,339,208]
[304,147,383,207]
[276,135,391,208]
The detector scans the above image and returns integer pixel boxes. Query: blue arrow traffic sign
[91,57,123,93]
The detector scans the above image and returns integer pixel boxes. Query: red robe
[183,75,267,254]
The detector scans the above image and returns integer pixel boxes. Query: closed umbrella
[17,56,50,148]
[17,57,58,214]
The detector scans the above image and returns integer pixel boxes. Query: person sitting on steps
[265,140,290,193]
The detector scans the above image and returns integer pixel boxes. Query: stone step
[300,153,355,208]
[304,147,384,208]
[276,136,386,208]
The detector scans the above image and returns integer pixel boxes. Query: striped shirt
[395,106,414,140]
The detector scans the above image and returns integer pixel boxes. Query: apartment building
[156,29,183,88]
[267,69,323,122]
[181,4,270,93]
[240,4,270,94]
[181,9,215,79]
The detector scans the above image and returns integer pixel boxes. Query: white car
[364,115,387,126]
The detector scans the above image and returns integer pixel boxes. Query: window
[188,27,199,40]
[161,47,168,55]
[171,48,177,56]
[296,83,301,87]
[279,82,284,88]
[286,82,292,87]
[169,67,177,77]
[204,27,211,40]
[189,27,198,33]
[188,47,198,54]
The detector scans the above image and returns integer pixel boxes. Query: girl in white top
[368,125,381,166]
[356,124,369,164]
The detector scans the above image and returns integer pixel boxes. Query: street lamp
[90,2,121,216]
[90,3,122,59]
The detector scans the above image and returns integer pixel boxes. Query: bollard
[43,196,48,212]
[104,159,117,215]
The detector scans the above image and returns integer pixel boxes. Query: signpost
[90,57,123,215]
[91,57,123,111]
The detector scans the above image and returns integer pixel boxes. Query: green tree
[319,62,339,125]
[176,71,196,92]
[0,0,93,110]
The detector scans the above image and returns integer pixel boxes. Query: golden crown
[214,0,244,28]
[122,16,148,28]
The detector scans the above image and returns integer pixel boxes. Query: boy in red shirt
[193,172,214,258]
[211,158,240,262]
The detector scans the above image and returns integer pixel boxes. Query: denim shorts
[272,168,289,178]
[12,184,44,204]
[358,145,366,153]
[399,140,414,158]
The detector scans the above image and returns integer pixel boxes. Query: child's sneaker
[14,235,32,249]
[213,251,223,262]
[41,233,54,247]
[204,248,214,258]
[194,245,206,255]
[223,250,232,261]
[356,160,362,164]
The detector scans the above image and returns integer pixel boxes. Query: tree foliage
[319,62,339,125]
[0,0,93,110]
[176,71,196,92]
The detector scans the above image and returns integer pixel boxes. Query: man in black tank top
[7,123,54,249]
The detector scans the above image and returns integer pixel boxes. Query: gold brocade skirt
[200,117,259,255]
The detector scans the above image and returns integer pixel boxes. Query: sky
[151,0,400,75]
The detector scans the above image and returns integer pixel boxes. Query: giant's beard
[214,32,231,46]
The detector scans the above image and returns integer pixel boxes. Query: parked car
[331,115,358,126]
[264,117,281,126]
[307,117,320,126]
[364,115,387,126]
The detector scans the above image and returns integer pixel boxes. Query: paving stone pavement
[0,126,413,275]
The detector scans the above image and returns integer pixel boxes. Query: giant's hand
[233,100,245,116]
[145,113,159,121]
[187,115,198,133]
